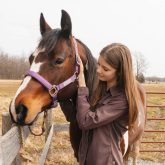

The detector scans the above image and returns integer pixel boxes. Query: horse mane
[76,39,98,101]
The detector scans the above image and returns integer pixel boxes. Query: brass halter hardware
[49,85,58,97]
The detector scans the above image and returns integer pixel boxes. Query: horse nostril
[16,104,28,125]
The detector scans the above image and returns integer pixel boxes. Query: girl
[76,43,142,165]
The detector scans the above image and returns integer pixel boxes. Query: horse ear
[40,13,52,35]
[60,10,72,38]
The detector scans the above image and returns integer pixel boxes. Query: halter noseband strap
[26,37,80,108]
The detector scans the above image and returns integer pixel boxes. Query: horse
[9,10,146,165]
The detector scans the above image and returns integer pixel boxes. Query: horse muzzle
[9,103,28,126]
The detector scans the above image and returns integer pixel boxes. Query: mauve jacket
[76,86,129,165]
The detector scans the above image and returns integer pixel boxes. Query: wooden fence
[0,110,69,165]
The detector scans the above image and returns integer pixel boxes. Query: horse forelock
[38,29,61,55]
[31,29,63,72]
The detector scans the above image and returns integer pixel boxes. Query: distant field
[0,79,21,96]
[0,80,164,164]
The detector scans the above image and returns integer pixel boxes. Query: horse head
[9,10,95,125]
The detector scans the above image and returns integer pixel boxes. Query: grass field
[0,80,164,164]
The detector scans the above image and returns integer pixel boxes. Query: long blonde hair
[91,43,141,130]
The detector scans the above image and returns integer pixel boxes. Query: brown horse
[9,10,146,165]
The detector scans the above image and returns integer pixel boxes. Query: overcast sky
[0,0,165,77]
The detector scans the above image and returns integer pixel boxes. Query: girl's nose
[96,66,102,74]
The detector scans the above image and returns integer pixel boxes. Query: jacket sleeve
[76,87,128,130]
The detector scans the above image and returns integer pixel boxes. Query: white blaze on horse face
[10,76,31,121]
[33,47,45,57]
[10,48,45,121]
[123,130,128,156]
[30,48,45,72]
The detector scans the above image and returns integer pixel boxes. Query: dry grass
[0,80,164,164]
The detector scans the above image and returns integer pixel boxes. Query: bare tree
[0,51,29,79]
[133,51,148,82]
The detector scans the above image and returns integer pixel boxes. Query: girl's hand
[77,54,86,87]
[77,53,84,73]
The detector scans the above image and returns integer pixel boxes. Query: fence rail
[0,111,55,165]
[141,91,165,153]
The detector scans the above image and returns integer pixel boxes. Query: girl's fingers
[77,55,84,71]
[77,54,83,65]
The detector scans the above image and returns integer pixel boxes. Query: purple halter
[26,37,80,108]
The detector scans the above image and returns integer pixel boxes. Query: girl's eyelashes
[103,67,109,71]
[102,66,110,71]
[97,62,110,71]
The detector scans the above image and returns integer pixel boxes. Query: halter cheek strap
[26,70,78,107]
[26,37,80,108]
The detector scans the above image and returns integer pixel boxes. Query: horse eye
[53,58,64,65]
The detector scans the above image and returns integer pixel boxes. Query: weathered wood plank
[0,116,30,165]
[38,125,54,165]
[2,112,13,135]
[2,112,30,139]
[0,142,3,165]
[2,112,22,165]
[0,114,69,165]
[0,127,21,165]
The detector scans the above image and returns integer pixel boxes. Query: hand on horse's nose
[16,104,28,125]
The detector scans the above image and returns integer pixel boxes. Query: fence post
[2,112,13,135]
[44,109,53,160]
[45,109,52,141]
[2,112,22,165]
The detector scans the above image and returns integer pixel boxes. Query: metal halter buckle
[49,85,58,97]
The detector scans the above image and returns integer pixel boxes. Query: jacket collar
[97,85,124,105]
[107,85,124,96]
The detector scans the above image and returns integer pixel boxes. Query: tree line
[145,76,165,82]
[0,50,164,82]
[0,51,29,79]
